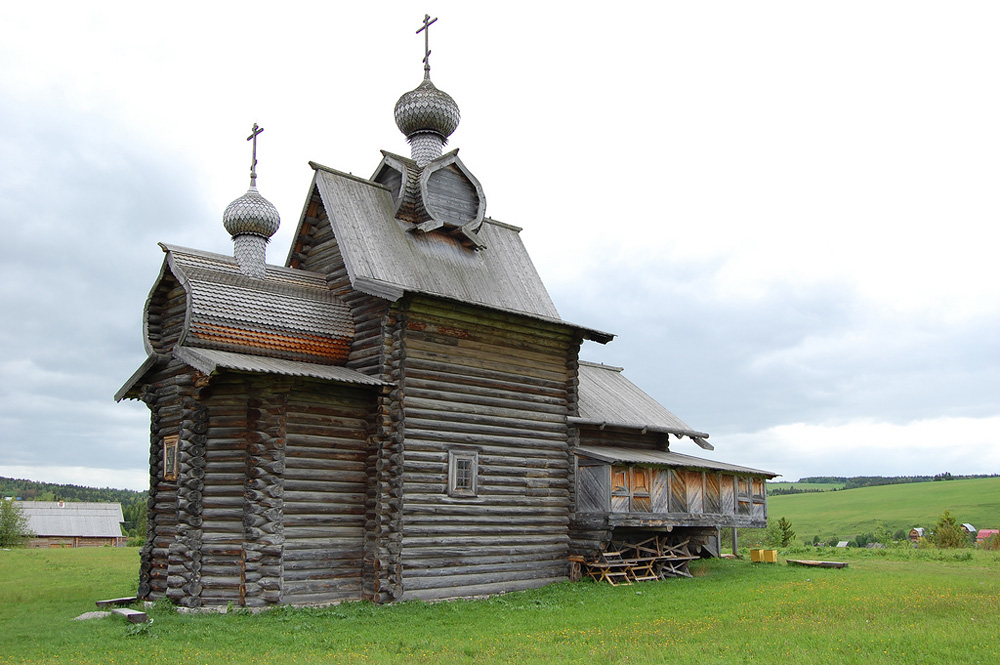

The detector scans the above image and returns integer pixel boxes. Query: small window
[162,435,179,481]
[448,450,478,497]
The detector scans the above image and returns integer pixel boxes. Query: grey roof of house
[154,244,355,364]
[297,164,613,343]
[572,361,712,448]
[19,502,124,538]
[574,446,776,477]
[172,347,386,386]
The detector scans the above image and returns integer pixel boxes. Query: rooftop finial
[247,123,264,186]
[417,14,437,79]
[224,123,280,278]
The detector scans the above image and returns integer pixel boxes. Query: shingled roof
[116,245,377,401]
[153,244,354,363]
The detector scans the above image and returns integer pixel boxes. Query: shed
[19,502,125,548]
[908,527,925,542]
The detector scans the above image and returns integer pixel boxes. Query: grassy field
[767,476,1000,543]
[2,546,999,664]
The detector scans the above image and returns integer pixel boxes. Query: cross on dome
[417,14,438,79]
[247,123,264,187]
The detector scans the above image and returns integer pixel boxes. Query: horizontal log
[400,575,564,602]
[400,565,564,592]
[405,413,566,440]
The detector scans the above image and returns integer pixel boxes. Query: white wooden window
[448,450,478,497]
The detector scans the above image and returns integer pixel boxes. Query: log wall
[396,296,579,601]
[281,383,375,605]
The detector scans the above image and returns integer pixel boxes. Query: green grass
[768,476,1000,542]
[2,547,999,664]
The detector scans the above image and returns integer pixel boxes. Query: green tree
[777,517,796,547]
[0,499,34,547]
[932,510,967,549]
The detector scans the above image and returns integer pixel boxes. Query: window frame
[162,435,179,481]
[448,449,479,497]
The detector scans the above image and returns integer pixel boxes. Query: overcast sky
[1,2,997,491]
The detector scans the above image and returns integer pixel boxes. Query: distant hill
[767,473,997,495]
[0,476,146,505]
[767,476,1000,544]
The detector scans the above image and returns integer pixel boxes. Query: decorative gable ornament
[373,150,487,249]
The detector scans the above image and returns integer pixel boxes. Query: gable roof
[20,502,124,538]
[290,163,613,343]
[572,361,712,449]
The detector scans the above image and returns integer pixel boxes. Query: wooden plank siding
[569,425,770,557]
[397,296,578,600]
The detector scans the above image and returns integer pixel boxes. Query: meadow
[1,546,998,665]
[767,476,1000,543]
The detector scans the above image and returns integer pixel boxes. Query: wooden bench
[584,550,632,586]
[111,608,148,624]
[95,596,139,609]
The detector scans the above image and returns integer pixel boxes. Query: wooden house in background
[117,20,774,608]
[20,501,126,548]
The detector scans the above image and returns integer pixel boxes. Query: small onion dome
[394,78,461,140]
[223,185,280,239]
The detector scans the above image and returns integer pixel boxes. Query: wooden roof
[575,446,776,477]
[573,361,712,448]
[154,244,354,364]
[288,163,612,343]
[172,347,386,386]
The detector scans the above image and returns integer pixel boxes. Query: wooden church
[117,17,774,608]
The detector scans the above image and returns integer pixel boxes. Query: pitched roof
[296,163,613,343]
[574,446,776,477]
[156,244,354,364]
[20,502,124,538]
[172,347,386,386]
[572,361,712,448]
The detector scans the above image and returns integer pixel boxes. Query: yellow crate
[750,548,764,562]
[764,549,778,563]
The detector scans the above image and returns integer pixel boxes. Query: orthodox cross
[416,14,438,78]
[247,123,264,186]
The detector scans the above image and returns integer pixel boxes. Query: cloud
[0,86,213,475]
[725,416,1000,481]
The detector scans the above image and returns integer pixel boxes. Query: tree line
[771,473,999,495]
[0,476,148,543]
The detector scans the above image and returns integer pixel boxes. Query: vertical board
[686,471,704,514]
[631,468,651,512]
[669,469,687,513]
[576,464,610,513]
[705,472,722,514]
[651,469,669,513]
[720,474,735,515]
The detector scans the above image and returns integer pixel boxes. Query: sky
[0,2,997,491]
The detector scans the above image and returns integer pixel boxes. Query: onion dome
[394,77,461,140]
[223,185,280,239]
